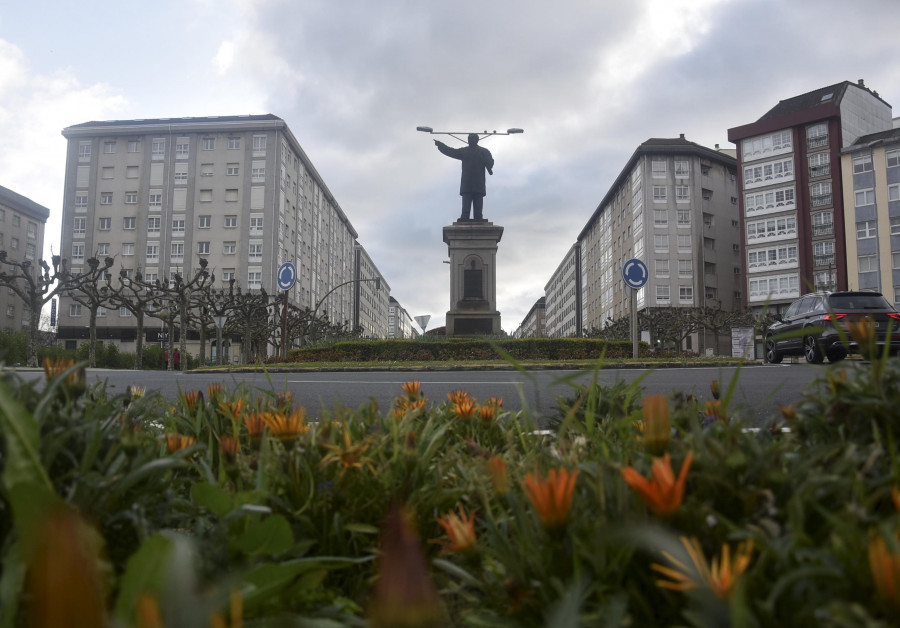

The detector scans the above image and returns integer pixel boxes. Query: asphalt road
[11,363,827,427]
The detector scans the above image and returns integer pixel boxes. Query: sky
[1,0,899,333]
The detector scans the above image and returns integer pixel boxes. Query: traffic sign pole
[277,262,297,359]
[621,258,648,360]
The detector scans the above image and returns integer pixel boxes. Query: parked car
[765,291,900,364]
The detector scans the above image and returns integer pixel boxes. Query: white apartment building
[544,244,580,337]
[58,115,390,353]
[388,296,419,339]
[0,185,49,331]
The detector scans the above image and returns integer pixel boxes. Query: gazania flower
[485,397,503,408]
[709,380,721,400]
[220,435,240,458]
[206,382,223,401]
[243,412,267,439]
[180,390,204,414]
[777,404,797,421]
[704,400,728,425]
[447,389,473,405]
[478,404,495,422]
[165,433,196,453]
[263,407,310,441]
[401,380,422,399]
[321,427,375,475]
[641,394,670,455]
[622,452,694,517]
[652,536,754,599]
[42,356,86,396]
[488,456,509,495]
[452,398,477,419]
[276,391,295,412]
[523,468,578,529]
[218,398,245,420]
[128,385,146,400]
[434,506,477,554]
[870,533,900,610]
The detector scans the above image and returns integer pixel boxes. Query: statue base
[443,220,503,337]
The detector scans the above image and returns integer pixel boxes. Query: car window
[783,299,803,319]
[828,294,892,310]
[793,297,814,317]
[808,296,825,314]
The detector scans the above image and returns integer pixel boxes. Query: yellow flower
[401,380,421,399]
[641,394,670,456]
[488,456,509,495]
[652,536,754,599]
[129,385,146,399]
[434,506,477,554]
[870,533,900,610]
[523,468,578,529]
[263,407,310,441]
[165,433,196,453]
[622,452,693,517]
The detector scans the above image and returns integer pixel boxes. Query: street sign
[277,261,297,291]
[622,258,648,289]
[414,315,431,333]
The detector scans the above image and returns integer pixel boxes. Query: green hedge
[287,337,651,363]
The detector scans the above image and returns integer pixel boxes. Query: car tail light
[888,313,900,321]
[823,314,847,321]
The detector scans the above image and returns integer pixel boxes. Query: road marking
[286,380,523,385]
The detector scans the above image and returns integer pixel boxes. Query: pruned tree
[639,307,703,351]
[224,287,272,364]
[689,301,756,356]
[107,269,159,370]
[66,256,116,367]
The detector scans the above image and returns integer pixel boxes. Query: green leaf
[231,514,294,557]
[113,534,175,626]
[0,541,24,628]
[191,481,234,518]
[431,558,482,587]
[343,523,380,534]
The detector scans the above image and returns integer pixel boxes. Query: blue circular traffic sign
[622,258,648,289]
[277,262,297,291]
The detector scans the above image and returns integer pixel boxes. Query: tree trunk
[134,313,144,370]
[88,308,98,367]
[167,317,176,371]
[199,321,207,365]
[27,299,41,367]
[179,299,188,372]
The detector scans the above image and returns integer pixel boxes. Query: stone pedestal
[443,220,504,336]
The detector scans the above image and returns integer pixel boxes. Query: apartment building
[544,245,580,337]
[514,296,546,338]
[840,127,900,303]
[58,115,390,352]
[727,81,892,314]
[388,296,419,339]
[0,185,50,331]
[570,136,740,351]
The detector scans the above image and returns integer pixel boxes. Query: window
[858,255,878,273]
[814,241,835,256]
[96,307,107,318]
[176,140,189,159]
[228,137,241,150]
[170,242,184,260]
[857,220,877,239]
[677,210,691,226]
[674,158,689,178]
[855,189,875,207]
[100,193,112,205]
[888,183,900,202]
[679,286,693,303]
[250,215,263,233]
[678,259,693,277]
[99,217,111,230]
[197,242,210,255]
[128,140,140,153]
[675,186,690,202]
[853,153,873,173]
[125,192,137,204]
[119,307,132,318]
[654,234,668,251]
[72,243,84,262]
[73,217,86,236]
[201,163,214,177]
[78,141,91,160]
[147,216,161,234]
[252,135,267,154]
[96,243,110,256]
[198,215,211,228]
[122,243,134,256]
[148,192,162,210]
[225,189,238,202]
[223,241,236,255]
[123,217,136,230]
[221,269,235,283]
[653,210,668,226]
[224,215,237,228]
[126,165,139,179]
[655,259,669,277]
[174,165,188,183]
[102,166,114,179]
[251,164,266,182]
[651,159,666,178]
[893,252,900,270]
[151,139,165,159]
[202,137,216,150]
[656,285,670,302]
[247,269,262,287]
[11,237,17,250]
[75,194,88,212]
[702,213,714,227]
[227,163,239,176]
[172,218,185,233]
[12,215,20,227]
[25,243,35,259]
[887,149,900,168]
[146,244,159,262]
[891,216,900,235]
[653,186,667,202]
[69,304,82,317]
[249,243,263,260]
[200,189,213,202]
[677,234,692,250]
[103,141,116,154]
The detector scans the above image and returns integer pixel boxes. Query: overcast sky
[2,0,898,333]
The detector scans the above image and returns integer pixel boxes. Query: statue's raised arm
[434,133,494,222]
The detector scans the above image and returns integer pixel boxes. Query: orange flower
[488,456,509,495]
[652,536,754,599]
[641,394,670,456]
[165,433,196,453]
[180,390,204,414]
[321,427,375,475]
[709,380,721,400]
[218,398,245,420]
[220,435,240,458]
[263,407,310,441]
[42,356,86,396]
[870,533,900,610]
[478,404,495,422]
[486,397,503,408]
[452,398,477,419]
[622,452,694,517]
[704,400,728,424]
[523,468,578,529]
[206,382,223,401]
[401,380,422,399]
[434,506,477,554]
[777,404,797,421]
[136,594,163,628]
[243,412,267,439]
[448,389,473,405]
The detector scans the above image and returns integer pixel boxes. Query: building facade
[575,136,741,352]
[840,128,900,304]
[57,115,390,352]
[0,185,50,331]
[514,296,546,338]
[388,296,419,339]
[544,245,581,337]
[727,81,892,314]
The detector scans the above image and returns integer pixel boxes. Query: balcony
[807,136,829,150]
[814,254,835,267]
[811,193,832,207]
[809,164,831,178]
[813,223,834,236]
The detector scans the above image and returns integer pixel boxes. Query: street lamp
[417,126,524,144]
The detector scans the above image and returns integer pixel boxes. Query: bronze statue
[434,133,494,222]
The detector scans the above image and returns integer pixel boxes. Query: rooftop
[0,184,51,221]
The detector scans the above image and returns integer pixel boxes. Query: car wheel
[766,336,783,364]
[804,334,824,364]
[827,347,847,363]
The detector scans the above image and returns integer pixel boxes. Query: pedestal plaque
[443,220,504,336]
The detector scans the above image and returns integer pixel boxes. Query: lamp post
[416,127,524,143]
[308,276,381,344]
